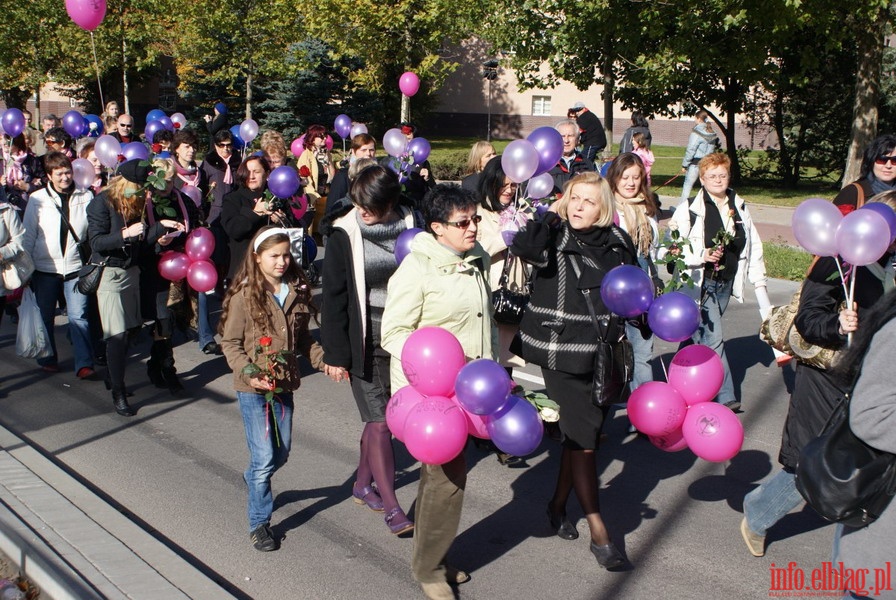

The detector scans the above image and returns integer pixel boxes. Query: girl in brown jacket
[220,226,325,552]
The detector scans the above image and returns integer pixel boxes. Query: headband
[253,228,289,252]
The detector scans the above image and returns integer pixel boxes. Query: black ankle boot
[112,389,135,417]
[160,340,184,395]
[590,541,627,570]
[147,340,167,388]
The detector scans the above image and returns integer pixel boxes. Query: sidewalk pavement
[0,424,233,600]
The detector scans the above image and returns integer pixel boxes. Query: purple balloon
[156,116,175,132]
[835,209,891,266]
[63,110,87,138]
[454,359,512,415]
[792,198,842,257]
[383,128,408,158]
[268,166,300,199]
[146,109,166,122]
[407,138,431,164]
[647,291,701,343]
[71,158,95,190]
[334,114,352,139]
[144,119,166,144]
[501,140,540,184]
[600,264,655,318]
[185,227,215,261]
[526,172,555,200]
[95,135,122,168]
[1,109,25,138]
[527,126,564,176]
[121,142,149,162]
[859,202,896,244]
[187,260,218,293]
[180,185,202,207]
[486,396,544,457]
[395,227,423,264]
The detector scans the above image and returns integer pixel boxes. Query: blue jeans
[692,277,736,405]
[680,164,700,202]
[197,292,216,348]
[627,254,656,392]
[30,271,93,371]
[743,469,805,536]
[582,145,601,162]
[238,391,294,531]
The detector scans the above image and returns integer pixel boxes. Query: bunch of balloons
[628,344,743,462]
[145,109,177,145]
[386,327,543,464]
[793,197,896,266]
[157,228,217,293]
[497,127,565,197]
[600,264,701,343]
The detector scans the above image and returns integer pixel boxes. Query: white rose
[539,407,560,423]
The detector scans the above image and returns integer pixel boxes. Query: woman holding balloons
[320,165,420,536]
[511,171,636,571]
[87,159,183,416]
[740,193,896,558]
[606,154,661,397]
[661,153,771,412]
[380,184,495,599]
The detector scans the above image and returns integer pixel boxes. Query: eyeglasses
[442,215,482,229]
[217,143,233,148]
[119,123,133,128]
[875,155,896,165]
[703,174,729,181]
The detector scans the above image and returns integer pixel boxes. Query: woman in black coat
[740,194,896,557]
[511,171,636,570]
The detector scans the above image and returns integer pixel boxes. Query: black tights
[356,421,400,513]
[549,446,611,545]
[105,332,128,391]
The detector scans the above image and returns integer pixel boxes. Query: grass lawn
[427,138,841,207]
[763,243,814,281]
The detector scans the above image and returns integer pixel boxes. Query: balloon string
[834,257,850,307]
[90,32,105,111]
[660,355,668,382]
[847,269,856,347]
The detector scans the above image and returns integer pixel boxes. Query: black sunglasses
[875,155,896,165]
[442,215,482,229]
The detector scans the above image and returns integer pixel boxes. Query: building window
[532,95,551,116]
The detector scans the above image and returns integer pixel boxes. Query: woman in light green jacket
[381,184,496,600]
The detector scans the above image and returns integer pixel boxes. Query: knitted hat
[117,159,150,185]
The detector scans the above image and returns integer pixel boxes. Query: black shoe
[202,341,222,355]
[590,541,627,570]
[94,354,107,366]
[496,452,522,466]
[547,504,579,540]
[724,400,742,413]
[147,340,167,388]
[112,390,135,417]
[250,524,279,552]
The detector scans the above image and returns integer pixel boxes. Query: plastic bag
[15,288,52,359]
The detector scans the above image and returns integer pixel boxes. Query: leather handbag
[795,389,896,528]
[76,259,106,295]
[1,250,35,290]
[492,253,530,325]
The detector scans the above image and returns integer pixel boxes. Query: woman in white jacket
[21,152,95,377]
[660,153,771,412]
[0,190,25,322]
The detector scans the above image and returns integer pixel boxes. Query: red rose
[117,154,126,163]
[173,122,181,129]
[259,336,273,347]
[837,203,856,216]
[151,143,162,153]
[299,165,311,178]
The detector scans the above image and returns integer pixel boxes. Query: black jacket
[576,109,607,150]
[200,151,242,224]
[777,254,893,470]
[511,212,637,374]
[219,187,270,278]
[548,153,596,196]
[86,192,166,269]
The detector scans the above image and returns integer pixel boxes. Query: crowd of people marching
[1,102,894,599]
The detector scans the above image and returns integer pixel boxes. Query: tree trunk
[841,9,886,187]
[772,80,795,187]
[246,68,253,121]
[401,95,410,124]
[602,48,614,156]
[724,78,741,185]
[120,5,129,113]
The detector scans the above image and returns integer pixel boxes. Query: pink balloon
[627,381,688,437]
[451,396,491,439]
[400,327,466,397]
[180,185,201,207]
[835,209,891,266]
[649,428,689,452]
[185,227,215,261]
[187,260,218,293]
[386,385,425,442]
[399,72,421,97]
[290,195,308,221]
[668,344,724,406]
[158,251,190,281]
[681,402,744,462]
[792,198,842,257]
[65,0,106,31]
[291,137,304,157]
[403,397,468,464]
[324,134,334,151]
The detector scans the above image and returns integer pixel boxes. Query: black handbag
[570,255,634,407]
[76,259,106,295]
[492,253,530,325]
[795,387,896,528]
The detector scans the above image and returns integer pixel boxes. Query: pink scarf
[3,151,26,186]
[223,161,232,185]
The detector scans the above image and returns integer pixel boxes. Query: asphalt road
[0,273,837,600]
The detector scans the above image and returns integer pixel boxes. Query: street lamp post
[481,59,498,142]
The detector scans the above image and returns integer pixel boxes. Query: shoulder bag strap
[852,182,865,209]
[51,198,83,246]
[568,254,611,342]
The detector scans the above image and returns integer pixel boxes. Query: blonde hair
[464,141,496,175]
[260,130,287,159]
[348,157,377,181]
[553,172,615,228]
[868,190,896,212]
[105,176,146,223]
